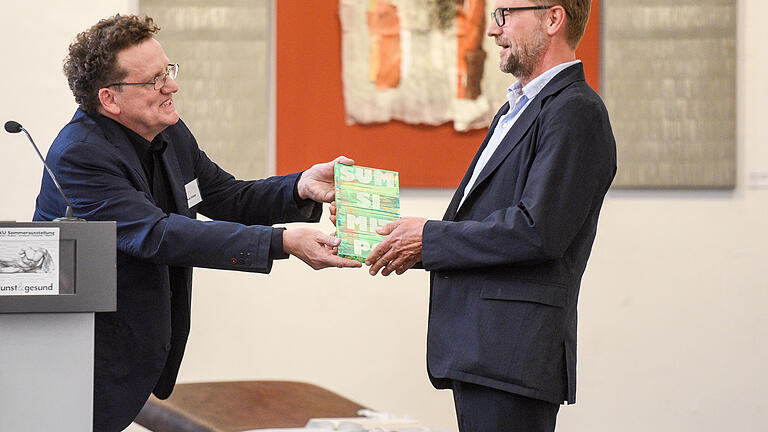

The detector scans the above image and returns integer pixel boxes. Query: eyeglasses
[491,6,553,27]
[106,63,179,91]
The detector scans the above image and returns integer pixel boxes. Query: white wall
[0,0,138,220]
[2,1,766,431]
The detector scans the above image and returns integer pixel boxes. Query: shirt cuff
[291,171,323,221]
[269,227,289,260]
[293,172,303,203]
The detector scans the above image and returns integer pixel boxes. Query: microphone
[5,120,84,222]
[4,121,22,133]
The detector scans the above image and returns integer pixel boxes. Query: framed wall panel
[140,0,272,180]
[603,0,737,188]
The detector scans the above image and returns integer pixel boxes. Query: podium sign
[0,221,116,432]
[0,221,115,313]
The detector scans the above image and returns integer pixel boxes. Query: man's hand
[329,202,338,225]
[365,217,427,276]
[297,156,354,203]
[283,228,362,270]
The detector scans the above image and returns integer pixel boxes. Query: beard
[499,26,549,80]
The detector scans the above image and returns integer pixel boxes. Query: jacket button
[165,342,171,352]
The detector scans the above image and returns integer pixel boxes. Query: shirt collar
[505,59,582,108]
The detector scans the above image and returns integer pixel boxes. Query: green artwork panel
[334,164,400,262]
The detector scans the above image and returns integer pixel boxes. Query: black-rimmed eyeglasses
[491,6,552,27]
[106,63,179,91]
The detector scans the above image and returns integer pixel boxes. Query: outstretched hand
[365,217,427,276]
[283,228,362,270]
[297,156,354,203]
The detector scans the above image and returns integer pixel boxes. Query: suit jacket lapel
[462,100,542,202]
[93,114,152,193]
[444,103,509,221]
[456,63,585,215]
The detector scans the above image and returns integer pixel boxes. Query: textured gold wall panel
[603,0,736,188]
[140,0,271,180]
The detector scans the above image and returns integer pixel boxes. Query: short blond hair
[535,0,591,48]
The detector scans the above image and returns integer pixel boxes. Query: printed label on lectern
[0,228,60,296]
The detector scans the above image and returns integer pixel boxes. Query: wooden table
[134,380,367,432]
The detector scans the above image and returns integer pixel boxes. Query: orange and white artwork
[340,0,512,131]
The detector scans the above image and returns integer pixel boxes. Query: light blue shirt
[458,60,582,209]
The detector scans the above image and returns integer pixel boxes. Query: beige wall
[140,0,273,181]
[1,1,766,431]
[0,0,136,216]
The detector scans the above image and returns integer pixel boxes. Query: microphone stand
[6,121,85,222]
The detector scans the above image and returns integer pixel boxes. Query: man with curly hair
[33,14,361,431]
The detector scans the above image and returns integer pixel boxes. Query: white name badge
[185,178,202,208]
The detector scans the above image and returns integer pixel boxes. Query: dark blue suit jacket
[422,64,616,404]
[33,110,321,431]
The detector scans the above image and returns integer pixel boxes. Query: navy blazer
[422,64,616,404]
[33,110,321,431]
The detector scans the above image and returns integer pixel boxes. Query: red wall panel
[277,0,600,187]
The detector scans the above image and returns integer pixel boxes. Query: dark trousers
[451,380,560,432]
